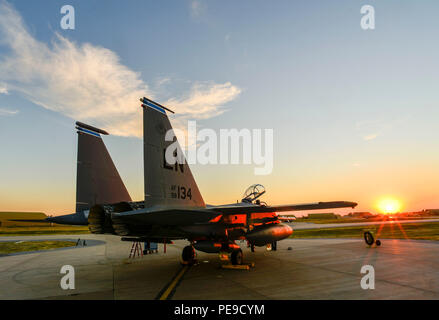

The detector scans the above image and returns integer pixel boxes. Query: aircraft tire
[364,231,375,246]
[272,241,277,251]
[182,245,195,263]
[231,249,243,265]
[251,244,255,252]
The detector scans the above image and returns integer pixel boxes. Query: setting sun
[377,198,402,214]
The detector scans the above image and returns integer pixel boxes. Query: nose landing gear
[364,230,381,247]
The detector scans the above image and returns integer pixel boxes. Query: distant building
[307,213,338,219]
[348,212,374,218]
[423,209,439,216]
[278,215,296,222]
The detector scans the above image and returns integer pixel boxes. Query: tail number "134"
[171,185,192,200]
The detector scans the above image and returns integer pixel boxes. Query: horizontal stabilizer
[45,212,88,225]
[7,219,48,223]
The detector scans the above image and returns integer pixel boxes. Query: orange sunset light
[377,198,402,214]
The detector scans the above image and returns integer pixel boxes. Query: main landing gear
[248,241,277,252]
[182,245,196,264]
[231,249,243,265]
[181,243,246,266]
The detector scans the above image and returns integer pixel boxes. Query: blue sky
[1,0,439,214]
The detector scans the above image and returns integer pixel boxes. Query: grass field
[291,221,439,241]
[295,218,370,224]
[0,211,90,236]
[0,212,46,218]
[0,240,77,254]
[0,226,90,236]
[0,211,48,227]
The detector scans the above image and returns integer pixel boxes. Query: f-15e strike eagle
[45,97,357,265]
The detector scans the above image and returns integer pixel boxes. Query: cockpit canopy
[242,184,266,203]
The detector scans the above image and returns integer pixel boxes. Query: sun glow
[377,198,402,214]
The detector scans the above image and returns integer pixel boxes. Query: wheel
[182,245,195,263]
[231,249,243,265]
[250,244,255,252]
[375,239,381,246]
[272,241,277,251]
[364,231,374,245]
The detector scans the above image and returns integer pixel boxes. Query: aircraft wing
[111,207,221,226]
[208,201,357,215]
[268,201,358,212]
[102,201,356,235]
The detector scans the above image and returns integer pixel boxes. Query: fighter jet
[48,97,357,265]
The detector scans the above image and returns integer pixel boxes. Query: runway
[290,218,439,230]
[1,234,439,300]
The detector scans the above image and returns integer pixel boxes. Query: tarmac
[1,233,439,300]
[290,218,439,230]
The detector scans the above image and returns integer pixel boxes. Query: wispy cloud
[0,1,240,138]
[356,115,410,142]
[165,81,241,134]
[0,83,8,94]
[190,0,206,18]
[166,82,241,119]
[363,133,378,141]
[156,77,171,87]
[0,108,18,116]
[356,119,385,142]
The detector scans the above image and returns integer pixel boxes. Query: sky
[1,0,439,216]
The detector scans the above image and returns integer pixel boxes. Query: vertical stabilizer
[75,121,132,212]
[142,97,205,208]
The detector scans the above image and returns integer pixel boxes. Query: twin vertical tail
[49,96,204,227]
[77,95,205,211]
[141,97,205,208]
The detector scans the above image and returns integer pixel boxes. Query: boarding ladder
[128,241,144,258]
